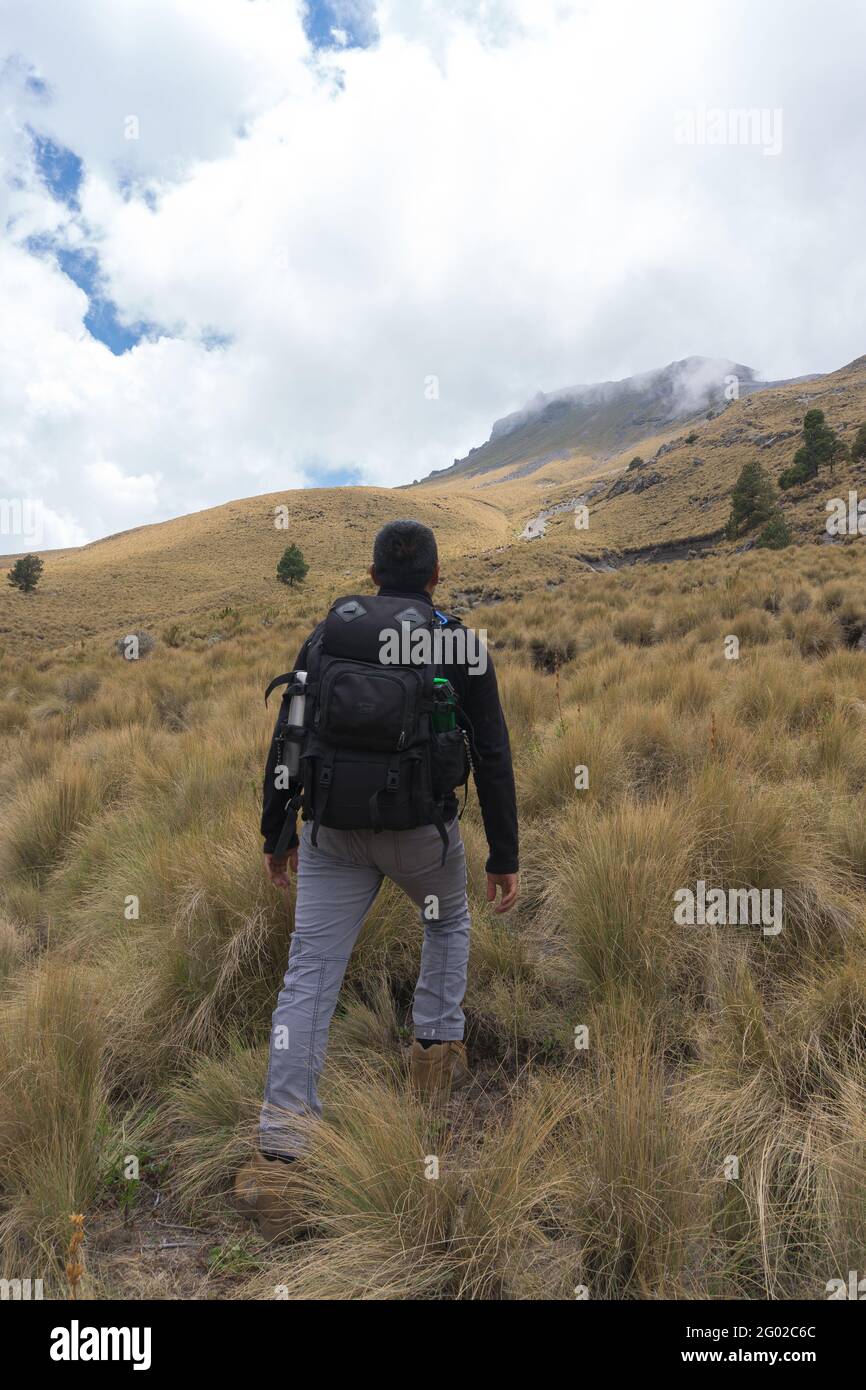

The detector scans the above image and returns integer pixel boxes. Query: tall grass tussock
[2,543,866,1298]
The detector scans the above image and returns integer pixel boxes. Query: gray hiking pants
[259,816,470,1157]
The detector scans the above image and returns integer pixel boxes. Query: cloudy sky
[2,0,865,548]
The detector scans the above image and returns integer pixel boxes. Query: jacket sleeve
[261,635,310,855]
[458,643,519,875]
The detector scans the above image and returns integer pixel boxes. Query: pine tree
[779,409,846,488]
[851,423,866,462]
[725,461,777,539]
[276,543,309,587]
[7,553,44,593]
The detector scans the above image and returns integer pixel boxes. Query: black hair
[372,519,438,590]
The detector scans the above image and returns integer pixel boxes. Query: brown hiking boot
[233,1152,308,1241]
[408,1040,471,1098]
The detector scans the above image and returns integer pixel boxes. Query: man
[236,519,518,1238]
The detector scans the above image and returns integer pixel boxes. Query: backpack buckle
[386,768,400,791]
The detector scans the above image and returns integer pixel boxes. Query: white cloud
[1,0,865,545]
[84,460,163,508]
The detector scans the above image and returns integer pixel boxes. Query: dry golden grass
[4,506,866,1298]
[0,486,510,647]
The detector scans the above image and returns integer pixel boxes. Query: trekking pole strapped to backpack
[264,669,307,857]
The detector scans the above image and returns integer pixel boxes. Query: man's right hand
[264,848,298,890]
[487,872,519,914]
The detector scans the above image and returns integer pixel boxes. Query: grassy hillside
[433,353,866,601]
[5,354,863,654]
[3,537,866,1298]
[560,353,866,555]
[0,487,510,648]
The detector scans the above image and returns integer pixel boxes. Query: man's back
[261,583,518,876]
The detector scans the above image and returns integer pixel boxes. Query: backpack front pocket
[317,665,420,751]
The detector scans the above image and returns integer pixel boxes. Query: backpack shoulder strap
[264,671,296,705]
[264,620,326,703]
[433,607,464,629]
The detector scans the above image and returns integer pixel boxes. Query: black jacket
[261,587,519,874]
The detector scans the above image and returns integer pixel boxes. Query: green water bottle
[432,677,457,733]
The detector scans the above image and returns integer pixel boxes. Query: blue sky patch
[202,330,234,351]
[1,54,50,100]
[26,129,170,354]
[30,130,83,209]
[26,234,162,355]
[56,246,162,355]
[309,463,363,487]
[117,173,159,210]
[303,0,378,52]
[25,71,50,98]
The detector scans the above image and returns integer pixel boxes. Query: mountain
[3,353,865,653]
[419,356,823,485]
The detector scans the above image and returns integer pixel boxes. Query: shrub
[613,608,656,646]
[780,409,846,488]
[783,610,840,658]
[277,543,309,587]
[726,461,777,539]
[7,554,44,593]
[529,637,576,672]
[59,672,100,705]
[756,513,791,549]
[778,461,809,490]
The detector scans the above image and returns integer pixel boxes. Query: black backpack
[265,594,471,861]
